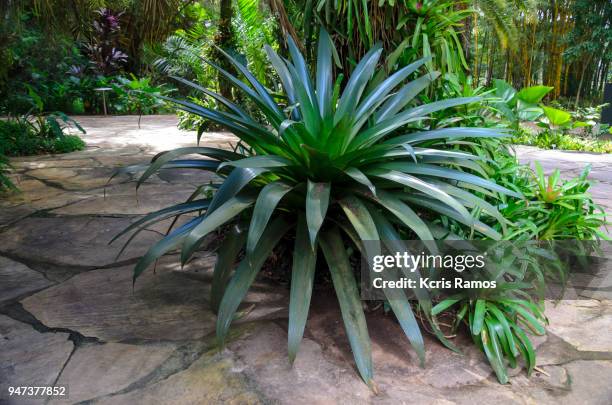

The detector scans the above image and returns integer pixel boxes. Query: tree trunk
[545,2,558,89]
[575,55,592,108]
[601,63,610,97]
[268,0,304,53]
[562,62,570,96]
[525,23,535,87]
[486,44,494,86]
[475,29,487,87]
[504,48,511,83]
[462,12,472,68]
[216,0,235,100]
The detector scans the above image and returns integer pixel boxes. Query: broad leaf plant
[113,29,523,388]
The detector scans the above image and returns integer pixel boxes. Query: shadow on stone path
[1,115,611,404]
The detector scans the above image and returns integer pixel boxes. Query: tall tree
[215,0,236,99]
[564,0,612,105]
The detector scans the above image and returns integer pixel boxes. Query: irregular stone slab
[559,360,612,403]
[306,295,495,389]
[229,322,373,404]
[589,183,612,213]
[155,168,219,185]
[12,158,99,170]
[367,315,494,389]
[93,349,264,405]
[503,360,612,404]
[0,315,73,402]
[20,254,290,344]
[1,178,76,208]
[21,261,217,342]
[218,296,499,404]
[0,256,51,303]
[26,166,116,191]
[515,145,612,165]
[0,216,163,269]
[50,342,175,404]
[221,311,603,404]
[50,183,197,216]
[216,320,521,404]
[544,300,612,352]
[92,154,151,168]
[0,203,35,228]
[69,115,237,153]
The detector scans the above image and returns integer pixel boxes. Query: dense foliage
[0,113,85,156]
[113,29,587,387]
[433,152,608,382]
[2,0,610,389]
[0,1,205,114]
[471,0,611,103]
[513,128,612,153]
[0,153,14,192]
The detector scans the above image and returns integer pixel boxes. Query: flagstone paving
[1,115,611,404]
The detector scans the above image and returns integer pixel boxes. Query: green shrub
[177,98,223,133]
[115,29,521,388]
[433,296,546,384]
[499,160,608,240]
[513,129,612,153]
[111,75,173,127]
[491,80,553,129]
[431,150,608,383]
[433,153,609,382]
[51,135,86,154]
[0,153,15,192]
[0,120,39,156]
[0,113,86,156]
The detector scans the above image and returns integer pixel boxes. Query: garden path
[1,115,611,404]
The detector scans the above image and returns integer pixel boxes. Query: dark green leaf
[306,181,331,246]
[181,195,255,264]
[246,181,293,255]
[319,227,374,387]
[288,215,317,363]
[216,217,292,343]
[472,299,486,335]
[211,224,247,313]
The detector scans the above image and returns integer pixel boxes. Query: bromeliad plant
[502,162,609,241]
[114,29,521,389]
[433,293,546,384]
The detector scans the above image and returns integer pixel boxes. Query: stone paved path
[1,115,611,404]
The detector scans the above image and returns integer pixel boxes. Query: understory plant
[111,75,171,128]
[492,79,553,130]
[512,125,612,153]
[499,161,609,240]
[531,105,612,153]
[570,103,610,137]
[433,292,547,384]
[494,82,612,153]
[0,112,86,156]
[115,29,529,388]
[432,150,608,382]
[0,153,15,192]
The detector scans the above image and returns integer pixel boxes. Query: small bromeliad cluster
[114,29,528,388]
